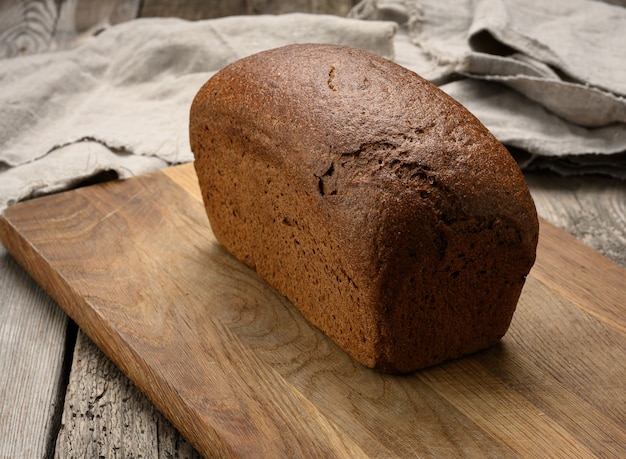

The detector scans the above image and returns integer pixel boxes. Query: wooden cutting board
[1,163,624,458]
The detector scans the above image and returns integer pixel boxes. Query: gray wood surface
[0,1,624,457]
[0,0,141,58]
[0,248,70,458]
[527,172,626,268]
[54,331,201,459]
[0,0,357,58]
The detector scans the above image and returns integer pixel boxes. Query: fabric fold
[0,14,397,209]
[1,3,625,211]
[351,0,626,178]
[466,0,626,96]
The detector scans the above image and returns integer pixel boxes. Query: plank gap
[45,318,78,459]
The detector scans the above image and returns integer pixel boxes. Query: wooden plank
[0,166,365,457]
[0,0,61,57]
[503,277,626,438]
[532,220,626,334]
[526,171,626,333]
[72,0,141,32]
[53,152,203,456]
[138,0,246,20]
[1,163,625,457]
[0,0,141,58]
[0,247,70,458]
[526,171,626,268]
[138,0,357,19]
[54,330,202,458]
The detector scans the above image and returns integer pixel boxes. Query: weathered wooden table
[1,1,625,458]
[1,163,625,458]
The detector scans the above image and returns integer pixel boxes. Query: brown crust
[190,44,539,373]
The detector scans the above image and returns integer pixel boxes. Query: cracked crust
[190,44,539,373]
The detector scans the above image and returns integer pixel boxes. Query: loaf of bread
[189,44,538,373]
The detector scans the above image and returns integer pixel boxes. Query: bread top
[190,43,538,262]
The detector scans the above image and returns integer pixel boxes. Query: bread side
[190,44,539,373]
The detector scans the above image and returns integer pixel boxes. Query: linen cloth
[1,2,625,210]
[0,14,396,209]
[351,0,626,176]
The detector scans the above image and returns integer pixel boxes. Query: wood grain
[0,246,71,459]
[0,0,357,58]
[526,171,626,268]
[138,0,357,19]
[1,163,624,458]
[54,330,202,458]
[0,0,61,57]
[0,0,140,58]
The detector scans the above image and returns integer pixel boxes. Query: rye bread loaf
[189,44,539,373]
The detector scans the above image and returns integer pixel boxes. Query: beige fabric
[351,0,626,177]
[0,14,396,209]
[1,4,625,209]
